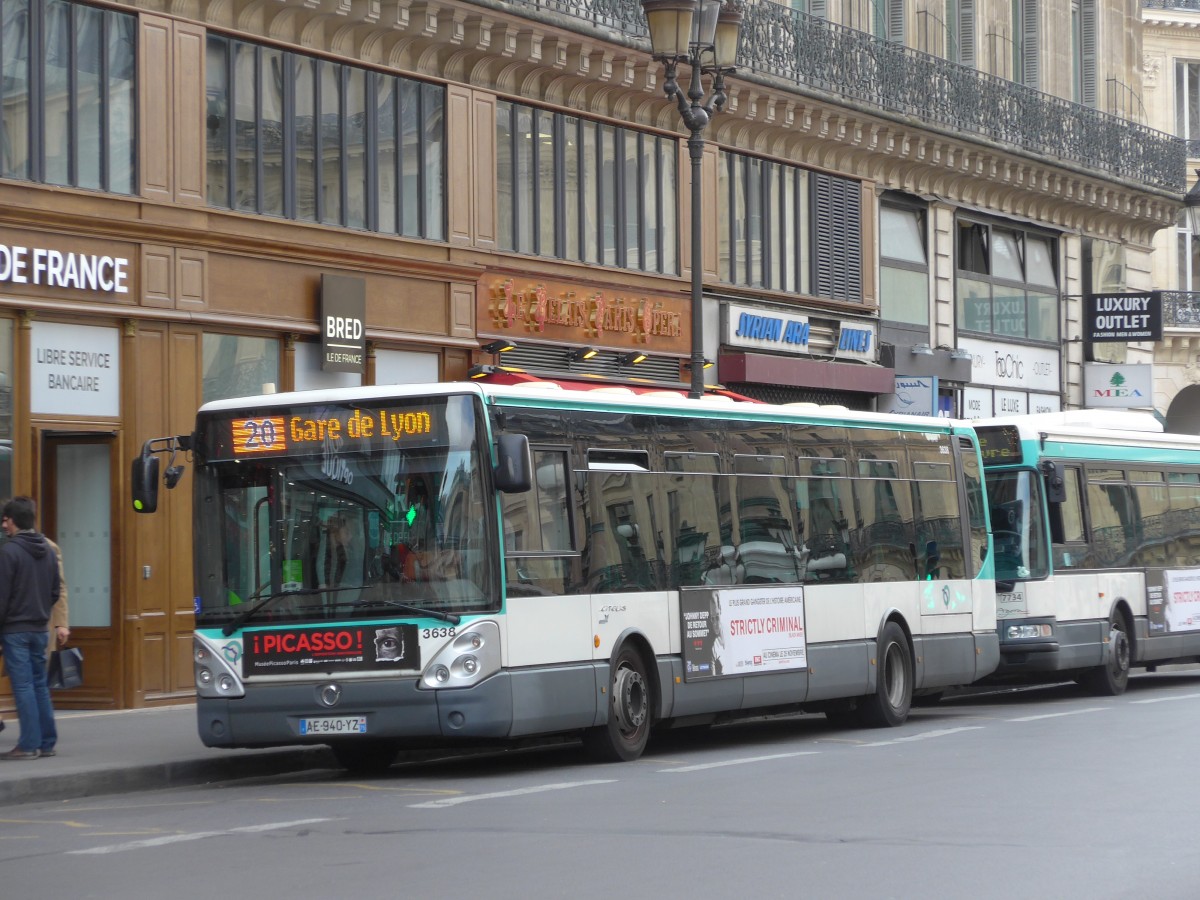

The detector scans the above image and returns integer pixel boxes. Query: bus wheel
[583,645,652,762]
[1081,616,1130,697]
[858,622,913,727]
[331,740,399,775]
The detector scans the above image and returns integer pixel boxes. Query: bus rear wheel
[583,645,652,762]
[1081,616,1130,697]
[857,622,913,727]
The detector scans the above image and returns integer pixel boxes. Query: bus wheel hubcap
[614,666,647,733]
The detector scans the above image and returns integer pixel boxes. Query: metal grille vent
[499,345,684,384]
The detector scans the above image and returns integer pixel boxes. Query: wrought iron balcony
[1160,291,1200,327]
[1144,0,1200,11]
[500,0,1184,193]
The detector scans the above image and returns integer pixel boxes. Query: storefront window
[880,202,928,326]
[202,334,280,404]
[956,217,1059,343]
[206,35,445,240]
[1,0,136,192]
[496,101,678,275]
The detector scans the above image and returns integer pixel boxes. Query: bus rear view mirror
[1040,460,1066,505]
[131,448,160,514]
[494,433,532,493]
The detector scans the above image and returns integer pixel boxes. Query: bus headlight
[1006,623,1053,640]
[194,635,246,698]
[420,621,501,689]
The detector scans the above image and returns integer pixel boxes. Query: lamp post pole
[641,0,742,399]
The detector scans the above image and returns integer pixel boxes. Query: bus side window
[500,447,573,596]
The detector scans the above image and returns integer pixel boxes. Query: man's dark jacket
[0,531,61,634]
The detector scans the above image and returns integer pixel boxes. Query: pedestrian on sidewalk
[0,496,62,759]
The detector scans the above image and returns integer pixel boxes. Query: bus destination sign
[976,426,1023,466]
[242,623,421,674]
[231,408,434,457]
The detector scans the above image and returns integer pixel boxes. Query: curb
[0,745,338,807]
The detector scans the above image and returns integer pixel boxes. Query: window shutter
[810,0,827,19]
[1020,0,1039,89]
[811,173,863,303]
[958,0,975,67]
[1080,0,1097,108]
[888,0,905,43]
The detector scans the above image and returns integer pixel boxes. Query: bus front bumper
[197,673,515,749]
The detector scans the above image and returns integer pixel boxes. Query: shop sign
[1083,292,1161,343]
[725,303,810,351]
[1083,363,1153,408]
[962,386,1060,419]
[958,337,1058,393]
[879,375,937,416]
[320,274,366,374]
[30,321,120,416]
[834,321,875,361]
[479,275,688,353]
[0,242,129,294]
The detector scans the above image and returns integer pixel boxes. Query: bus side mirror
[1040,460,1066,505]
[494,433,532,493]
[131,448,160,513]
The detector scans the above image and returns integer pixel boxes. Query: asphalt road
[3,672,1198,900]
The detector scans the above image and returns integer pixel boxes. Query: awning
[718,352,895,394]
[468,367,762,402]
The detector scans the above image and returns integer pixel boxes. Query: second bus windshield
[985,469,1049,582]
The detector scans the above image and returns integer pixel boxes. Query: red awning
[469,368,762,402]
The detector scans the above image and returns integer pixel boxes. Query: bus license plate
[299,716,367,735]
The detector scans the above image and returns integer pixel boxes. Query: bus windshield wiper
[359,596,460,625]
[221,585,362,636]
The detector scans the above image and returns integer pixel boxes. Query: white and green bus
[134,381,999,771]
[977,410,1200,695]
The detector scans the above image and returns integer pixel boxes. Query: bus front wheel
[583,645,652,762]
[858,622,913,727]
[1081,616,1130,697]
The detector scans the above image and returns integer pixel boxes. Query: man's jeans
[1,630,57,752]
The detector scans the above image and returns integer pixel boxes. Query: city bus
[976,410,1200,695]
[132,381,999,771]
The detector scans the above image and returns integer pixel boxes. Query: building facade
[0,0,1180,708]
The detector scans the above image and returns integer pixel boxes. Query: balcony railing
[1161,291,1200,327]
[1144,0,1200,11]
[498,0,1184,193]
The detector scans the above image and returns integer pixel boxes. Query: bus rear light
[1006,624,1052,640]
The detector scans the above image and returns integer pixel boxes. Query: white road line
[1008,707,1106,722]
[658,751,819,773]
[857,726,983,747]
[409,779,617,809]
[1131,692,1200,705]
[68,818,332,855]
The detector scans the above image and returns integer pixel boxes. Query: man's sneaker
[0,747,40,760]
[39,749,56,758]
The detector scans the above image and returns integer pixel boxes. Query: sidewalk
[0,705,337,807]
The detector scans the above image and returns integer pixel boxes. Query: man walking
[0,496,61,759]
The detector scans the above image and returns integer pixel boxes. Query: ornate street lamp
[641,0,743,398]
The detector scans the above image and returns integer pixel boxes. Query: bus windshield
[984,469,1049,582]
[191,394,497,627]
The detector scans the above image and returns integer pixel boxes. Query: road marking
[409,780,617,809]
[68,818,332,855]
[1008,707,1106,722]
[1131,692,1200,705]
[659,751,819,773]
[857,726,983,747]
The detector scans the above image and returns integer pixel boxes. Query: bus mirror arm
[131,434,194,514]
